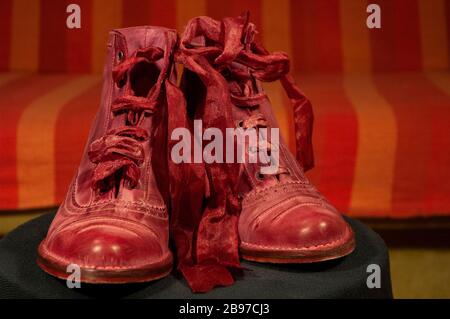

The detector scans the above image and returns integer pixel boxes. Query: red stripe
[0,0,12,71]
[122,0,151,27]
[231,0,262,30]
[373,73,450,216]
[0,75,72,209]
[54,83,101,203]
[371,0,422,71]
[290,0,314,73]
[393,0,422,70]
[370,0,395,72]
[206,0,233,20]
[370,1,439,216]
[423,81,450,214]
[207,1,262,41]
[149,0,176,29]
[291,0,342,73]
[121,0,178,38]
[39,0,68,72]
[313,0,342,72]
[281,85,297,154]
[66,0,93,72]
[205,1,263,47]
[301,74,358,213]
[446,0,450,66]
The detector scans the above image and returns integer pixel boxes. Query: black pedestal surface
[0,211,392,298]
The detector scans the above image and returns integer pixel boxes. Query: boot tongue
[174,13,315,293]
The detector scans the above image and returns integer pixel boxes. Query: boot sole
[240,232,355,264]
[37,244,173,284]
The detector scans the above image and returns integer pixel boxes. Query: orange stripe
[340,0,371,72]
[10,0,40,71]
[17,75,99,209]
[300,74,358,213]
[261,0,293,150]
[418,0,449,70]
[55,82,101,203]
[263,82,294,151]
[0,74,68,210]
[426,72,450,95]
[92,0,122,73]
[343,75,397,216]
[176,0,207,32]
[261,0,292,58]
[341,0,397,216]
[0,73,23,86]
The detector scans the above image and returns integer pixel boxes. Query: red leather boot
[178,15,355,265]
[37,27,177,283]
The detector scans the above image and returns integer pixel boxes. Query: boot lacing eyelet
[255,171,265,181]
[117,50,124,62]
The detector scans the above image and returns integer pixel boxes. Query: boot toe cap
[241,206,354,251]
[282,209,351,249]
[42,220,165,270]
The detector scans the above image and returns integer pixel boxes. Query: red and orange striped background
[0,0,450,229]
[0,0,449,73]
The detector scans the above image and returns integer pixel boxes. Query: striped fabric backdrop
[0,0,448,73]
[0,0,450,227]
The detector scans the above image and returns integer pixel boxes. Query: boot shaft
[74,26,177,207]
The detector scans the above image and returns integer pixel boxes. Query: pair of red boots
[37,15,355,292]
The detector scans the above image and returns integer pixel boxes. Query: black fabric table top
[0,211,392,299]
